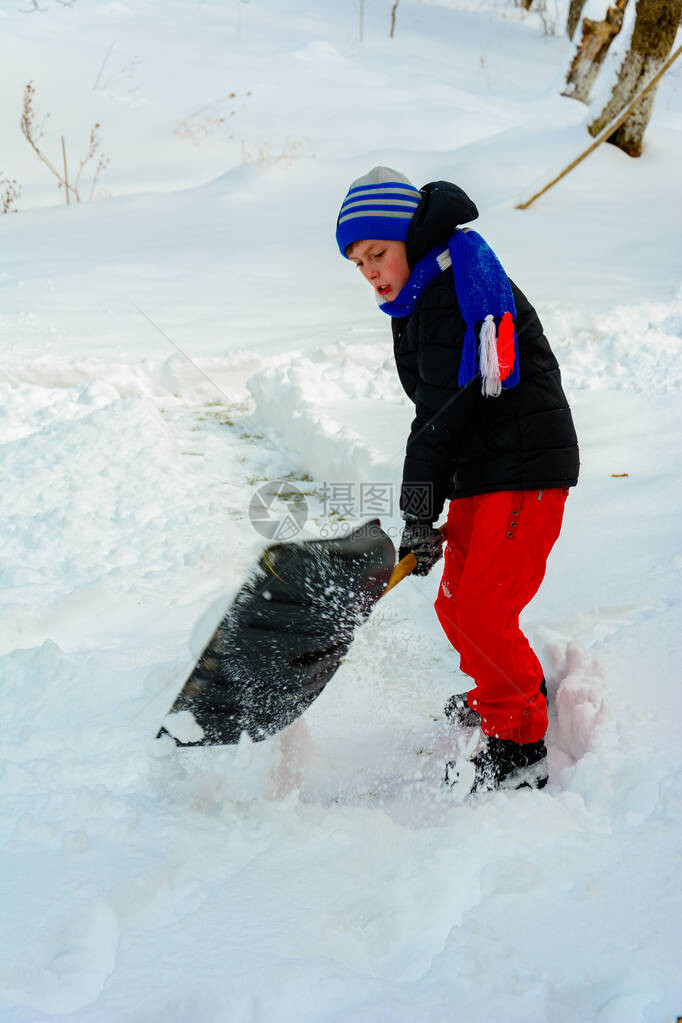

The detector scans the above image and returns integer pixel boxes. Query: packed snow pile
[0,383,225,626]
[1,0,681,1021]
[545,292,682,394]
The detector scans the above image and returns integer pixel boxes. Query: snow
[1,1,681,1020]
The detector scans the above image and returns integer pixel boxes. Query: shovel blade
[159,520,395,745]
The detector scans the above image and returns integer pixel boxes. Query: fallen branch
[515,43,682,210]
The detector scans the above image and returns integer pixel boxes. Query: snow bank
[545,292,682,394]
[0,351,269,404]
[0,382,230,648]
[248,341,409,488]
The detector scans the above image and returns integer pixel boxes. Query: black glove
[398,519,443,577]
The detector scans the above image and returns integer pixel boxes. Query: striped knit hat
[336,166,422,257]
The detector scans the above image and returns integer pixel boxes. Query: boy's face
[347,239,410,303]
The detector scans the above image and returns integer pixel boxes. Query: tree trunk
[588,0,682,155]
[562,0,629,103]
[566,0,588,39]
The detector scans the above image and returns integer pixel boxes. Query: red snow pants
[434,488,568,745]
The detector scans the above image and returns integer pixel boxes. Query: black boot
[443,692,481,728]
[444,736,549,795]
[444,679,548,729]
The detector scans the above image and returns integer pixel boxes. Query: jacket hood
[405,181,479,268]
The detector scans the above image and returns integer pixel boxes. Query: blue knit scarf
[379,230,520,395]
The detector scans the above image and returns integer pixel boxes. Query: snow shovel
[158,519,446,747]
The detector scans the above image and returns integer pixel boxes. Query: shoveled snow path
[4,341,681,1023]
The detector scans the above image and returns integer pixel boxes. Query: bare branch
[20,0,77,8]
[390,1,399,38]
[92,41,116,91]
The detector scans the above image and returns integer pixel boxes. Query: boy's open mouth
[377,284,391,296]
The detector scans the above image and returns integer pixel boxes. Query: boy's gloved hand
[398,519,443,576]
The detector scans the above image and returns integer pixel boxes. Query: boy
[336,167,579,795]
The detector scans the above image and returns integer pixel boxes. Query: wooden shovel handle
[382,523,448,596]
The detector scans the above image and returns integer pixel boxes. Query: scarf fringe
[497,311,515,381]
[479,314,501,397]
[465,311,519,397]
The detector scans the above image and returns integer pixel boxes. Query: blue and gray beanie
[336,166,422,257]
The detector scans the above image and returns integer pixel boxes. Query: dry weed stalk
[174,91,251,145]
[239,136,307,169]
[1,176,22,214]
[20,81,109,204]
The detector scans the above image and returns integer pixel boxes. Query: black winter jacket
[392,181,580,521]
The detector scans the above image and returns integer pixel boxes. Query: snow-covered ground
[1,2,681,1020]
